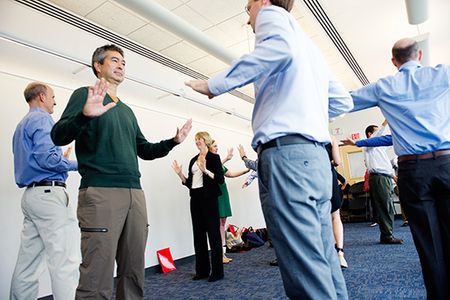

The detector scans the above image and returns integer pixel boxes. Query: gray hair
[91,44,124,77]
[23,82,47,103]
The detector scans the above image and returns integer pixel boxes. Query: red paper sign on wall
[351,133,360,140]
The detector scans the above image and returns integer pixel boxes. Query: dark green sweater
[51,87,176,189]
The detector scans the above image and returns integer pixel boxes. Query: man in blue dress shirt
[10,82,78,300]
[351,38,450,300]
[185,1,353,298]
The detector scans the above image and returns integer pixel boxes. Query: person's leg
[332,210,347,268]
[204,195,223,281]
[220,217,231,263]
[115,189,148,300]
[76,187,128,300]
[190,191,210,277]
[10,190,46,300]
[219,217,226,246]
[258,143,347,300]
[369,175,395,241]
[29,187,80,300]
[399,156,450,299]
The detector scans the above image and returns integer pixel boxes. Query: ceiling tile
[128,23,181,52]
[186,0,244,24]
[188,55,228,75]
[227,38,255,58]
[203,26,236,48]
[48,0,106,16]
[153,0,185,11]
[172,4,213,31]
[86,2,147,36]
[161,41,208,64]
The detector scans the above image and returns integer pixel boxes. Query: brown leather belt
[398,149,450,163]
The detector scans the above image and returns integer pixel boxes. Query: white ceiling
[1,0,449,106]
[43,0,449,98]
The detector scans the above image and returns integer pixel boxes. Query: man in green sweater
[51,44,192,299]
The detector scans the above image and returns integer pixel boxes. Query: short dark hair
[271,0,294,12]
[365,125,378,138]
[392,41,419,66]
[24,82,47,103]
[91,44,124,77]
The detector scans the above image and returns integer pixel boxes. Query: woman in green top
[209,140,250,263]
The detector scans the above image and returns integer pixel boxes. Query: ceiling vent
[14,0,255,103]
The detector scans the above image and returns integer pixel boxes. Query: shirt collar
[399,60,422,72]
[28,107,50,115]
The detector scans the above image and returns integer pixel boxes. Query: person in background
[326,135,348,268]
[172,132,225,282]
[11,82,78,300]
[185,0,352,297]
[51,44,192,299]
[350,37,450,299]
[342,134,408,226]
[209,140,250,263]
[238,144,259,188]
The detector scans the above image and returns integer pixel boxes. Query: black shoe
[401,221,409,227]
[192,274,209,280]
[208,274,224,282]
[380,237,404,244]
[269,258,278,266]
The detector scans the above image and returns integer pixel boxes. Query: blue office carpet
[140,219,425,300]
[39,219,426,299]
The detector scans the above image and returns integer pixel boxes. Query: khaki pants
[76,187,148,300]
[10,186,79,300]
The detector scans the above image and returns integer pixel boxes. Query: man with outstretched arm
[185,1,353,299]
[350,37,450,299]
[51,44,192,299]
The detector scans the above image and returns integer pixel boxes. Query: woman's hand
[172,160,182,175]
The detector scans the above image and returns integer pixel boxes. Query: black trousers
[398,155,450,300]
[190,188,223,277]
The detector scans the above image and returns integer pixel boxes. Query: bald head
[391,38,421,68]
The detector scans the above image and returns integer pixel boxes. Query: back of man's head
[270,0,294,12]
[24,82,47,103]
[91,44,124,77]
[365,125,378,138]
[392,38,420,66]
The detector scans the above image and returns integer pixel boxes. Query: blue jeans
[258,142,348,300]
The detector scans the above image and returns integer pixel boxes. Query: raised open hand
[238,144,246,159]
[82,78,116,118]
[225,148,234,161]
[174,118,193,144]
[172,160,183,175]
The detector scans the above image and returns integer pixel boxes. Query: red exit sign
[351,133,360,140]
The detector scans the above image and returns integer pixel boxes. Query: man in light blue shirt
[11,82,78,300]
[351,38,450,299]
[185,1,352,298]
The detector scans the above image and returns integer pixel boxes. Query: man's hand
[341,137,356,146]
[185,80,215,99]
[238,144,247,159]
[82,78,116,118]
[174,119,193,144]
[63,145,73,158]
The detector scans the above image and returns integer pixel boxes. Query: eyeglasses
[245,0,259,15]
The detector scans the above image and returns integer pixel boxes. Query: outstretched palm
[83,78,116,118]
